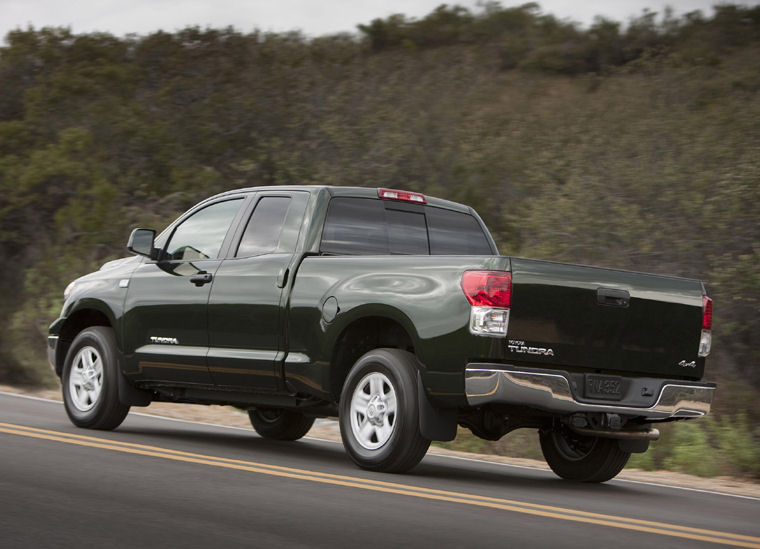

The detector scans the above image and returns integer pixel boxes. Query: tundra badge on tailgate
[508,340,555,357]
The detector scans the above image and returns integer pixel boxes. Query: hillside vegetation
[1,3,758,477]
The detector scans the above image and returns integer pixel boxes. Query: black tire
[339,348,430,473]
[248,409,315,441]
[61,326,130,430]
[539,427,631,483]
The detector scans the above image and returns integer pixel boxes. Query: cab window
[164,199,243,260]
[236,197,292,257]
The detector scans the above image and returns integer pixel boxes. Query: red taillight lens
[378,188,427,204]
[702,295,713,330]
[461,271,511,308]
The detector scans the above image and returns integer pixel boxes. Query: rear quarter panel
[286,255,510,407]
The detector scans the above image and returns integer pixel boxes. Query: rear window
[427,206,494,255]
[320,197,493,255]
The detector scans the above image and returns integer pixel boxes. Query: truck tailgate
[507,258,706,379]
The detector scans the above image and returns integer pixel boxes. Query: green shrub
[663,421,719,477]
[709,413,760,477]
[628,415,760,479]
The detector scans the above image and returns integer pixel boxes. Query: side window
[321,198,388,254]
[236,197,291,257]
[164,199,243,260]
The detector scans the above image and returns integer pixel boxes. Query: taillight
[462,271,511,307]
[699,295,712,357]
[702,295,713,330]
[462,271,511,337]
[378,188,426,204]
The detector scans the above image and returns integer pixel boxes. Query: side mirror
[127,228,157,259]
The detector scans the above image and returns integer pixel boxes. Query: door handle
[189,272,213,287]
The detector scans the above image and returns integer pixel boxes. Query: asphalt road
[1,392,758,549]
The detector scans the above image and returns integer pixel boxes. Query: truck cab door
[207,191,309,391]
[122,197,246,384]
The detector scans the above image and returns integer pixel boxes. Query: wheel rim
[68,346,104,412]
[349,371,397,450]
[551,430,598,461]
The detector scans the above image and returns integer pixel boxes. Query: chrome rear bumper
[465,366,716,420]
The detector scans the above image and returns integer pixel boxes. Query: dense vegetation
[1,3,758,477]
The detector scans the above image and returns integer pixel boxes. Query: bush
[625,416,760,479]
[709,413,760,477]
[663,421,719,477]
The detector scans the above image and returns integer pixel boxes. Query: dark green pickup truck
[48,186,716,482]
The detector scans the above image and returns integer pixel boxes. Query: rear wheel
[539,427,630,483]
[62,326,130,430]
[248,409,315,441]
[339,348,430,473]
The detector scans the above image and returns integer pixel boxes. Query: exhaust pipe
[568,425,660,441]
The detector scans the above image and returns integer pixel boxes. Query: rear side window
[236,197,291,257]
[320,198,388,254]
[320,197,492,255]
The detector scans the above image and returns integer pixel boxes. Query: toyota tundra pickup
[48,186,716,482]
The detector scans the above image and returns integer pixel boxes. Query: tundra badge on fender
[150,336,179,345]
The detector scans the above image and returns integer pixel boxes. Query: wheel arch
[326,311,418,402]
[324,312,457,442]
[54,305,116,377]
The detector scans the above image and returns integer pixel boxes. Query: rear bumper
[465,365,716,420]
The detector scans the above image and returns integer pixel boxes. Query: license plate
[585,375,623,400]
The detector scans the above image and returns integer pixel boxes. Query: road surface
[1,392,758,548]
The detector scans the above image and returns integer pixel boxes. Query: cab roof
[208,185,473,215]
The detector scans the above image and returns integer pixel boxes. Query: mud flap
[417,372,457,441]
[618,439,650,453]
[118,369,151,407]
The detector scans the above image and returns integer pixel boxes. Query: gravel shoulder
[4,383,758,498]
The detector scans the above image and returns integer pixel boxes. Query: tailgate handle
[597,287,630,308]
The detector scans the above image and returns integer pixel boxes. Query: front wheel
[62,326,130,430]
[539,427,631,483]
[248,409,315,441]
[339,348,430,473]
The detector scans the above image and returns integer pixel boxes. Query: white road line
[611,478,760,501]
[0,391,62,405]
[1,390,757,501]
